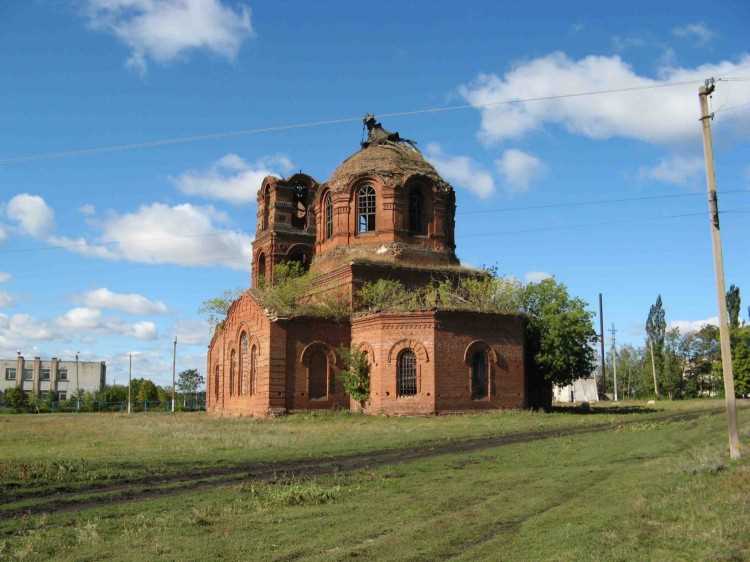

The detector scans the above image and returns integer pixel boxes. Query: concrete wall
[0,357,105,398]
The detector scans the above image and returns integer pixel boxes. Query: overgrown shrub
[336,346,370,405]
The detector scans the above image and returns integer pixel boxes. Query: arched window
[409,188,425,235]
[357,184,376,233]
[471,350,489,400]
[323,192,333,240]
[229,350,236,397]
[240,333,249,395]
[250,344,258,395]
[257,253,266,287]
[397,349,417,397]
[214,365,220,401]
[308,347,328,400]
[262,186,270,230]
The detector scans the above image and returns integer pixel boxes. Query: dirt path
[0,407,722,521]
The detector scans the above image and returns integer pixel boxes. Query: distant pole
[610,324,618,401]
[598,293,606,395]
[171,337,177,414]
[698,78,741,460]
[75,352,80,411]
[128,353,132,415]
[649,339,659,398]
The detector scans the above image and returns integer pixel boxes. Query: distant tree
[646,295,667,353]
[177,369,205,396]
[136,379,159,403]
[732,326,750,398]
[4,388,28,412]
[522,279,598,389]
[726,284,741,329]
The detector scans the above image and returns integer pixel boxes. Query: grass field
[0,400,748,561]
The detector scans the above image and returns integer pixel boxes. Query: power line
[0,79,705,166]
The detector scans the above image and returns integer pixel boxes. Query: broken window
[409,188,425,235]
[291,185,308,230]
[357,184,376,233]
[308,348,327,400]
[324,191,333,239]
[471,350,488,400]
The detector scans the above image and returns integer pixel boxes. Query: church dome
[327,142,446,192]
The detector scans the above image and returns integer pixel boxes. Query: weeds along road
[0,406,732,520]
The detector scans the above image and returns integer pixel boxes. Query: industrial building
[0,355,106,400]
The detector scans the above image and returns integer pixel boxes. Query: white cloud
[79,204,96,216]
[0,225,7,244]
[173,153,294,205]
[47,235,119,259]
[525,271,552,283]
[673,23,715,45]
[0,314,58,348]
[56,307,158,341]
[6,194,55,237]
[669,316,718,334]
[175,318,211,346]
[424,143,495,199]
[84,0,254,74]
[0,291,13,308]
[78,288,168,315]
[638,155,704,186]
[495,149,546,192]
[459,52,750,145]
[0,273,10,283]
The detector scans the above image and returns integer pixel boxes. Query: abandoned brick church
[207,117,531,416]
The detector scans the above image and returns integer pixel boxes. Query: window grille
[471,351,488,400]
[397,350,417,396]
[324,192,333,239]
[250,345,258,395]
[409,189,425,234]
[357,185,376,233]
[240,333,249,395]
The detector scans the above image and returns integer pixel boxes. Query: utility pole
[128,353,132,415]
[610,324,618,401]
[75,352,80,411]
[698,78,741,460]
[171,337,177,414]
[598,293,606,396]
[649,339,659,398]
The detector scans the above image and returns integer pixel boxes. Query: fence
[0,398,206,414]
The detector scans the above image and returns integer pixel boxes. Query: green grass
[0,400,747,561]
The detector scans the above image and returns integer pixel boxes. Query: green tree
[336,346,370,407]
[4,387,28,412]
[732,326,750,397]
[521,278,598,388]
[727,284,741,329]
[199,288,243,328]
[136,379,159,403]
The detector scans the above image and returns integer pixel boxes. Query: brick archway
[387,339,429,364]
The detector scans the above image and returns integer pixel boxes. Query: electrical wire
[0,79,705,165]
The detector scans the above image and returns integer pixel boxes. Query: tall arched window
[250,344,258,395]
[257,253,266,286]
[323,192,333,240]
[262,186,270,230]
[357,184,376,233]
[240,333,249,395]
[214,365,220,401]
[397,349,417,397]
[308,347,328,400]
[471,350,489,400]
[229,350,236,397]
[408,188,425,235]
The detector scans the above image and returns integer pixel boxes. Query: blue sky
[1,0,749,385]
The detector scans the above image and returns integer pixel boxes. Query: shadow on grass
[550,405,659,415]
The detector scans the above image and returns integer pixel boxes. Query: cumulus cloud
[424,143,495,199]
[0,291,13,308]
[0,314,58,350]
[174,318,211,346]
[6,194,55,237]
[78,288,168,315]
[459,52,750,145]
[638,155,704,186]
[0,225,7,243]
[56,307,158,341]
[173,153,294,205]
[672,23,715,45]
[669,316,718,334]
[525,271,553,283]
[495,149,546,192]
[0,273,10,283]
[84,0,254,74]
[79,204,96,216]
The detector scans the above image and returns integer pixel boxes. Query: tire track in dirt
[0,408,724,520]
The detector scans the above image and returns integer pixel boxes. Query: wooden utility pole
[698,78,741,460]
[128,353,132,415]
[649,339,659,399]
[598,293,606,396]
[610,324,618,401]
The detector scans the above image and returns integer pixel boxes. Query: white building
[553,378,599,403]
[1,355,106,400]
